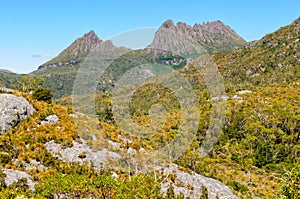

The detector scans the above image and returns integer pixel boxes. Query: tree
[32,87,53,103]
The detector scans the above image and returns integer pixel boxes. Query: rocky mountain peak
[38,30,103,69]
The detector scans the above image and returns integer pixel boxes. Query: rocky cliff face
[148,19,246,57]
[0,94,35,132]
[38,30,102,69]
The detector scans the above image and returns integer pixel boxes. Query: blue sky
[0,0,299,73]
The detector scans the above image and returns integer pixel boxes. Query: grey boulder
[41,114,59,125]
[0,94,35,132]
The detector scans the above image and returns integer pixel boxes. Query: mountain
[31,31,123,98]
[40,20,246,71]
[148,19,246,57]
[32,19,246,98]
[38,30,102,69]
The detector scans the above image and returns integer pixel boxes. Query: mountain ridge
[148,19,246,56]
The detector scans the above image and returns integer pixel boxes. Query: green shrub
[32,87,53,103]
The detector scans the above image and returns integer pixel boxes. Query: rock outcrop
[0,94,35,132]
[44,136,238,199]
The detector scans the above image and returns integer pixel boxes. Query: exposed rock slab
[45,140,121,169]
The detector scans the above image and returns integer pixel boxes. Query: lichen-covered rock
[0,94,35,132]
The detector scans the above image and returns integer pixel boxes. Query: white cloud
[30,54,52,59]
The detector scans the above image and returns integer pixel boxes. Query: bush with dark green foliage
[32,87,53,103]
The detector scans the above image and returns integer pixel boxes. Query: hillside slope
[213,19,300,90]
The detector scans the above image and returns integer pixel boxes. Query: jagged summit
[148,19,246,56]
[38,30,102,69]
[162,19,176,28]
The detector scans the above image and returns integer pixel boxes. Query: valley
[0,16,299,199]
